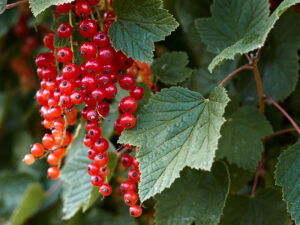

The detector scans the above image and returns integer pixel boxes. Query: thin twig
[69,11,75,63]
[251,156,264,198]
[265,97,300,135]
[218,64,253,87]
[6,0,28,9]
[263,127,296,142]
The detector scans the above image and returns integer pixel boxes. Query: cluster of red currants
[23,0,145,218]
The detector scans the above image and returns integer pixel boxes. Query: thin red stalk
[6,0,28,9]
[262,127,296,142]
[265,97,300,135]
[218,64,252,87]
[251,157,264,198]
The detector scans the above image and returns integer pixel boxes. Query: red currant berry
[102,64,116,75]
[97,102,110,116]
[80,42,97,59]
[99,166,110,176]
[82,75,97,91]
[31,143,45,157]
[57,47,73,63]
[120,181,136,194]
[88,127,102,141]
[60,80,75,95]
[129,205,142,218]
[48,167,60,179]
[23,154,35,165]
[114,119,124,136]
[43,33,54,49]
[57,23,73,38]
[133,157,139,169]
[91,88,105,102]
[87,163,100,176]
[56,3,73,13]
[94,138,109,152]
[120,114,136,129]
[87,148,97,160]
[84,59,102,75]
[59,94,73,108]
[100,184,112,196]
[71,91,84,105]
[52,147,65,158]
[62,63,80,79]
[79,19,98,38]
[130,86,144,100]
[124,191,138,206]
[91,175,104,187]
[94,153,109,167]
[85,120,98,130]
[98,47,115,64]
[121,154,134,168]
[104,84,117,99]
[128,169,140,182]
[42,134,55,149]
[87,109,99,121]
[119,74,136,90]
[47,153,60,166]
[97,74,112,88]
[120,96,137,113]
[93,31,110,47]
[35,52,54,67]
[75,1,91,17]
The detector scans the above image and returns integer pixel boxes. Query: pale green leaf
[275,141,300,225]
[9,183,45,225]
[155,162,230,225]
[195,0,300,72]
[61,127,117,219]
[0,0,7,14]
[108,0,178,63]
[151,52,193,85]
[216,106,273,171]
[30,0,73,17]
[119,86,229,201]
[219,189,289,225]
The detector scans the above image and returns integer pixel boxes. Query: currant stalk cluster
[23,0,147,217]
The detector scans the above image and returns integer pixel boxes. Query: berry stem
[218,64,253,87]
[265,96,300,135]
[262,127,297,142]
[6,0,28,9]
[251,156,264,198]
[68,11,75,63]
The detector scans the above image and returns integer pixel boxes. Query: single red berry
[85,94,97,107]
[128,169,140,182]
[120,96,137,113]
[80,42,97,59]
[75,1,91,17]
[82,75,97,91]
[94,152,109,167]
[79,19,98,38]
[56,3,73,13]
[52,147,66,158]
[71,91,84,105]
[93,31,110,47]
[121,154,134,168]
[102,64,116,75]
[91,175,104,187]
[97,101,110,116]
[31,143,45,157]
[120,181,136,194]
[62,63,80,79]
[110,74,118,84]
[87,163,100,176]
[59,94,73,108]
[104,84,118,99]
[94,138,109,152]
[84,136,94,149]
[91,88,105,102]
[104,11,115,19]
[99,166,110,176]
[130,86,144,100]
[47,153,60,166]
[42,134,55,149]
[133,157,139,169]
[114,119,124,135]
[87,109,99,121]
[98,47,115,64]
[100,184,112,196]
[57,23,73,38]
[97,74,112,88]
[84,59,102,75]
[124,191,138,206]
[43,33,54,49]
[104,20,113,31]
[35,52,54,67]
[57,47,73,63]
[60,80,75,95]
[120,114,136,129]
[85,120,98,130]
[48,167,60,179]
[119,74,136,90]
[23,154,35,165]
[87,127,102,141]
[87,148,97,159]
[129,205,142,218]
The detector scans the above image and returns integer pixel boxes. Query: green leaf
[30,0,73,17]
[61,127,118,219]
[259,11,300,102]
[219,189,290,225]
[119,86,229,201]
[195,0,300,72]
[134,82,152,115]
[275,141,300,225]
[0,0,7,14]
[216,106,273,171]
[155,162,230,225]
[228,164,253,193]
[0,172,35,220]
[151,52,193,85]
[108,0,178,63]
[51,14,70,48]
[9,183,45,225]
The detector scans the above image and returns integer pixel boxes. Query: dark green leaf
[228,164,253,193]
[275,141,300,225]
[219,189,290,225]
[155,162,230,225]
[216,106,273,171]
[108,0,178,63]
[119,86,229,201]
[0,0,7,14]
[151,52,193,85]
[30,0,73,16]
[195,0,300,72]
